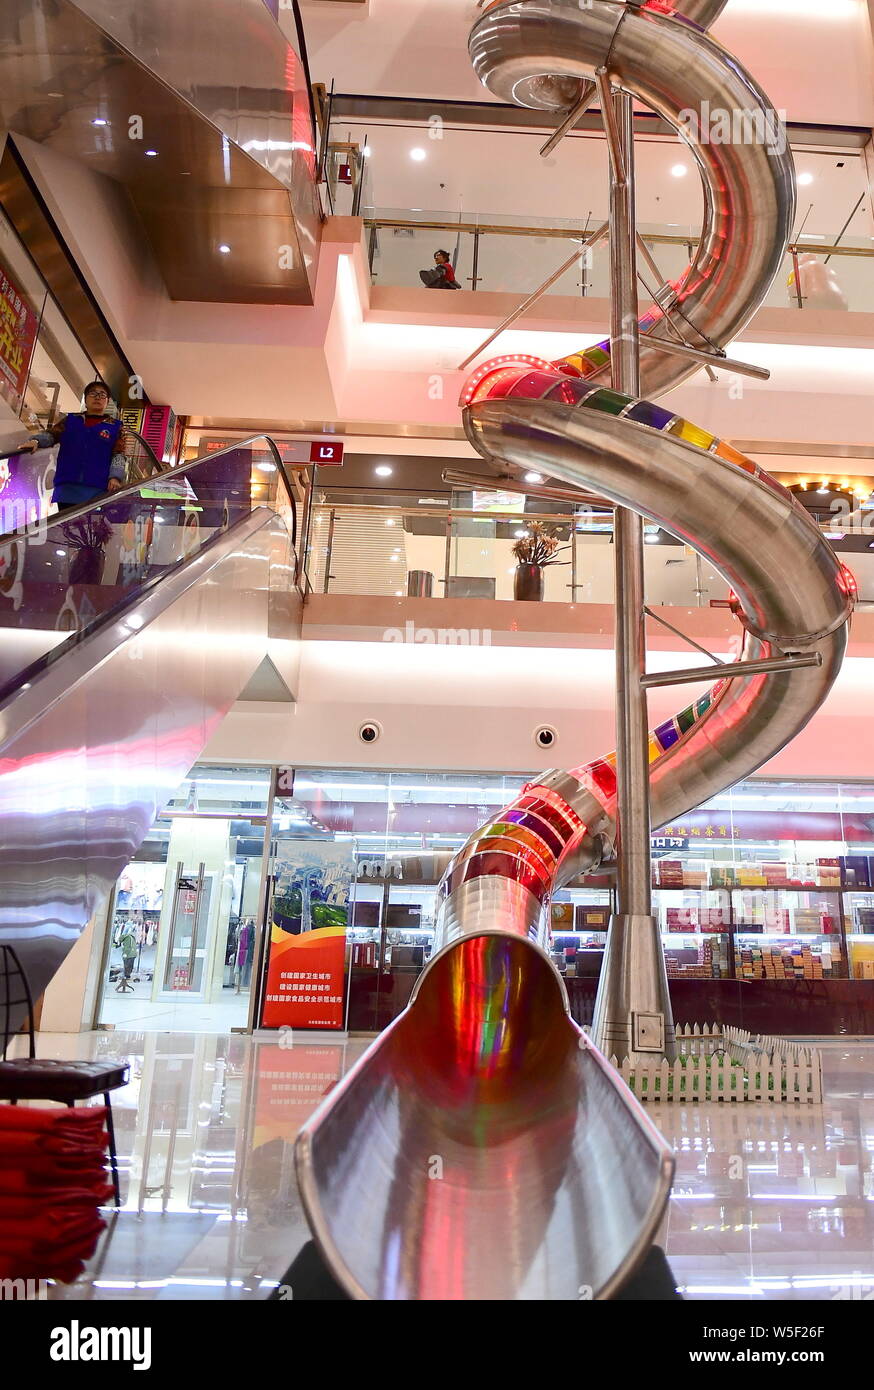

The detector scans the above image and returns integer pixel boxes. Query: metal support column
[590,86,676,1064]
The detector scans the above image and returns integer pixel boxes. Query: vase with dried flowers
[510,521,570,601]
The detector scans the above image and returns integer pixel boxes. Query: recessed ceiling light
[671,164,688,178]
[375,464,393,477]
[145,149,158,157]
[91,118,108,127]
[524,471,543,483]
[218,244,231,254]
[410,148,426,162]
[798,172,814,186]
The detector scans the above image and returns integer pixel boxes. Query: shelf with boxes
[733,934,842,981]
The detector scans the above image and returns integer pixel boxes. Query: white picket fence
[614,1022,823,1103]
[612,1050,822,1103]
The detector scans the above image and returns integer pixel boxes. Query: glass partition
[304,494,873,611]
[325,109,874,309]
[0,437,297,702]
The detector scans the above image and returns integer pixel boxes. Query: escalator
[0,436,299,1012]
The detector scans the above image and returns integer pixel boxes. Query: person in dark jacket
[21,380,128,510]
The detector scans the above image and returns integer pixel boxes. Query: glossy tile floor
[20,1031,874,1301]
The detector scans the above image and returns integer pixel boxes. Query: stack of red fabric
[0,1104,112,1283]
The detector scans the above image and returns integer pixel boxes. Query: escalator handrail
[0,425,161,474]
[0,435,299,712]
[0,433,297,546]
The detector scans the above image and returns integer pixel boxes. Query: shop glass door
[162,864,212,994]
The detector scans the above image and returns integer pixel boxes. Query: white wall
[203,638,874,781]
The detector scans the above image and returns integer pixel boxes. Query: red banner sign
[0,262,38,408]
[309,441,344,465]
[260,840,354,1030]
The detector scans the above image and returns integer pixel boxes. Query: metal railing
[361,207,874,311]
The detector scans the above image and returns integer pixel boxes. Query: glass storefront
[95,764,874,1035]
[95,766,271,1033]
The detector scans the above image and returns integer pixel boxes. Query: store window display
[94,766,271,1031]
[286,770,874,1035]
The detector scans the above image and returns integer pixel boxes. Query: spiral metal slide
[295,0,854,1300]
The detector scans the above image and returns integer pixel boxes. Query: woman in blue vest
[23,380,128,511]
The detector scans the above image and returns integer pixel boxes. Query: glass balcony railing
[361,206,874,312]
[303,496,874,614]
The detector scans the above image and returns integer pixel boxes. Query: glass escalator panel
[0,439,294,702]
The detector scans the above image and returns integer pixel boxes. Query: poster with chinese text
[260,839,355,1029]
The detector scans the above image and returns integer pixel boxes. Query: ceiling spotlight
[145,149,158,157]
[375,464,393,477]
[410,148,426,162]
[91,117,108,127]
[218,243,231,254]
[798,172,814,186]
[524,471,543,484]
[671,164,689,178]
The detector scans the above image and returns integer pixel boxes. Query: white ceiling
[297,0,874,127]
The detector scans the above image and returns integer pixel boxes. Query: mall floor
[18,1031,874,1302]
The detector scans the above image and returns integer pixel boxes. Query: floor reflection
[29,1032,874,1301]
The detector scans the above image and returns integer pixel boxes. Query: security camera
[534,725,558,750]
[358,721,382,745]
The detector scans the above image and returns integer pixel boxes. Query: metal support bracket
[457,222,608,371]
[595,69,627,186]
[641,651,822,690]
[540,80,597,157]
[643,605,719,665]
[640,334,770,381]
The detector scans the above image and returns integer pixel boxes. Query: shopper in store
[420,249,461,290]
[115,921,139,991]
[20,380,128,511]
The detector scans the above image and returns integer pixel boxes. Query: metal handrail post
[323,507,336,594]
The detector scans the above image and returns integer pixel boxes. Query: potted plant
[511,521,569,600]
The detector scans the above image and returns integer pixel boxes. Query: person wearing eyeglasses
[20,380,128,511]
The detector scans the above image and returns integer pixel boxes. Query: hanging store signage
[198,437,343,467]
[260,840,355,1030]
[310,441,344,465]
[0,262,38,410]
